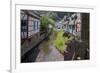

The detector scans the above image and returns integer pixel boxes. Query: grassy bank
[53,30,68,54]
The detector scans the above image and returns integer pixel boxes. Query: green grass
[53,30,68,54]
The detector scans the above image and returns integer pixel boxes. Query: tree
[40,15,55,31]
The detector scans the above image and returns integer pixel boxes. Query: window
[21,13,28,39]
[37,21,38,29]
[33,21,35,31]
[35,21,37,30]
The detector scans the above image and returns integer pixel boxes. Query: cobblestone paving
[35,41,64,62]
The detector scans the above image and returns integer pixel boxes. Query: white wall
[0,0,100,73]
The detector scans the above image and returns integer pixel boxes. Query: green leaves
[40,15,55,31]
[53,31,68,53]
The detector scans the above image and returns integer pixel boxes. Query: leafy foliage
[53,31,68,53]
[40,15,55,31]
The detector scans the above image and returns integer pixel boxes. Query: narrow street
[35,32,64,62]
[35,42,64,62]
